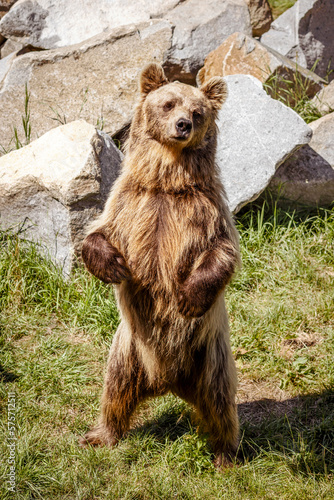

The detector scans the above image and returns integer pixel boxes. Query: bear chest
[116,190,219,290]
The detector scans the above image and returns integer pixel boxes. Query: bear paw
[82,232,131,284]
[177,289,210,318]
[79,426,118,448]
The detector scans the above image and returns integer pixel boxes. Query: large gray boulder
[0,0,252,83]
[217,75,312,213]
[164,0,252,81]
[0,20,172,152]
[261,0,334,81]
[267,112,334,206]
[0,0,180,48]
[0,120,123,274]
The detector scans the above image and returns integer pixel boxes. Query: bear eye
[163,101,175,112]
[193,110,202,119]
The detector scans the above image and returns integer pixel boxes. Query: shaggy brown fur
[80,63,240,468]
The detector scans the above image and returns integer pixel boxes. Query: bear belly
[117,189,219,299]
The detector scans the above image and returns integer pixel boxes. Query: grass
[0,200,333,499]
[268,0,297,19]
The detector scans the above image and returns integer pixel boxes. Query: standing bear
[80,63,240,468]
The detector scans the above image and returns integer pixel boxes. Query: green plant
[12,84,32,150]
[263,64,327,123]
[268,0,297,19]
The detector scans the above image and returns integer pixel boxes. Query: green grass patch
[268,0,297,19]
[0,202,334,498]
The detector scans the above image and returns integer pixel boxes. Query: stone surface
[312,80,334,115]
[267,145,334,206]
[309,113,334,167]
[0,50,15,81]
[0,0,252,83]
[268,113,334,206]
[0,38,24,58]
[217,75,312,213]
[0,20,172,151]
[0,0,180,49]
[198,32,325,103]
[0,120,123,274]
[261,0,334,81]
[245,0,272,36]
[163,0,252,81]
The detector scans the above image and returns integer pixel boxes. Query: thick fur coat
[80,63,240,467]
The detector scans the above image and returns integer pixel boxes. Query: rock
[261,0,334,81]
[267,113,334,206]
[0,50,15,82]
[198,32,325,104]
[245,0,272,37]
[0,0,252,83]
[310,113,334,166]
[217,75,312,213]
[312,80,334,115]
[0,0,180,49]
[267,146,334,207]
[0,120,123,274]
[0,38,24,58]
[0,20,172,152]
[163,0,252,82]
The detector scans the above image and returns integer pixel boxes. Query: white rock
[217,75,312,213]
[0,0,180,49]
[0,50,15,81]
[312,80,334,115]
[0,0,252,83]
[0,38,24,58]
[164,0,252,81]
[0,120,123,274]
[261,0,334,80]
[0,20,172,152]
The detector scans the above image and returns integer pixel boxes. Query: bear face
[143,82,213,149]
[136,63,228,151]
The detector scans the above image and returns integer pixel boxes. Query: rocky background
[0,0,333,274]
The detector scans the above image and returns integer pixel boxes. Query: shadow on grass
[129,401,194,443]
[128,388,334,474]
[0,363,18,382]
[238,388,334,473]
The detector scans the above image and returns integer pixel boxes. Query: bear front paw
[177,289,210,318]
[82,232,131,284]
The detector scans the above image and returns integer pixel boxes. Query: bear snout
[175,118,192,139]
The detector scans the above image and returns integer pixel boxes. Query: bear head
[138,63,228,150]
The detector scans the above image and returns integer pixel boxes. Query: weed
[268,0,297,19]
[263,63,326,123]
[11,84,32,150]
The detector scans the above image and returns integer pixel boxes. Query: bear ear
[200,77,228,110]
[140,63,168,96]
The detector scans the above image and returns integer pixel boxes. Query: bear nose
[175,118,192,137]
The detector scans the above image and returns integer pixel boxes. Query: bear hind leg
[80,324,162,448]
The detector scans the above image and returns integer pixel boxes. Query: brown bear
[80,63,240,468]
